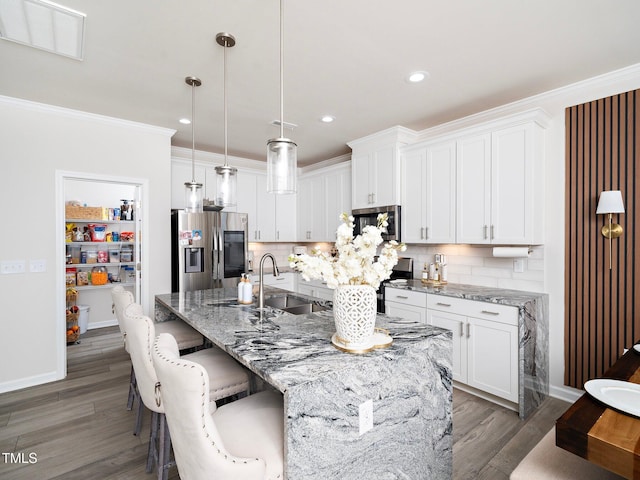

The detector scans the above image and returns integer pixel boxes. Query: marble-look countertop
[385,280,549,419]
[155,287,453,479]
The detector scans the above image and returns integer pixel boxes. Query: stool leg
[158,413,172,480]
[134,391,144,436]
[127,366,137,410]
[146,410,158,474]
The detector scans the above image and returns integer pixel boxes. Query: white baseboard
[549,384,584,403]
[87,319,119,330]
[0,371,62,394]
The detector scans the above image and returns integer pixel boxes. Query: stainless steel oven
[352,205,401,242]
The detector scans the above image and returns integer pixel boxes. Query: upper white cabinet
[456,121,544,244]
[298,163,351,242]
[348,127,417,210]
[401,140,456,244]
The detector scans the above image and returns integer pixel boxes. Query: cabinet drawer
[427,295,517,326]
[385,287,427,308]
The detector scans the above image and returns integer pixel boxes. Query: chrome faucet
[259,253,279,310]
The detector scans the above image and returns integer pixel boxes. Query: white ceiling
[2,0,640,166]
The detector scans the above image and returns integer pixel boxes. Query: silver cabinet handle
[483,225,488,239]
[421,227,424,240]
[372,192,376,204]
[481,310,500,316]
[466,323,470,338]
[490,225,494,240]
[395,295,409,299]
[254,230,258,240]
[425,227,429,240]
[276,231,280,240]
[459,323,464,337]
[275,277,285,281]
[436,302,451,307]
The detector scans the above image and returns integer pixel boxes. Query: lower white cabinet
[427,296,518,403]
[297,278,333,301]
[384,287,427,323]
[252,272,296,292]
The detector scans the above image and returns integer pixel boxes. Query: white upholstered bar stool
[152,332,284,480]
[111,286,205,414]
[124,304,251,480]
[510,427,625,479]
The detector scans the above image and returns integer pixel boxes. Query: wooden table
[556,349,640,479]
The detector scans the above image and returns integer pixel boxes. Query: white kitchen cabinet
[171,160,206,210]
[297,163,351,242]
[384,287,427,323]
[238,170,296,242]
[401,140,456,243]
[427,295,518,403]
[297,176,324,241]
[456,121,544,245]
[349,127,415,210]
[297,278,333,301]
[252,271,296,292]
[351,147,397,209]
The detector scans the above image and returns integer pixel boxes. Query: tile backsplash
[251,242,544,293]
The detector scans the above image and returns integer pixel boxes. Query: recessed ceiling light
[179,118,191,125]
[407,71,430,83]
[320,115,335,123]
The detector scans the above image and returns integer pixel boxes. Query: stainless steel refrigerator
[171,209,248,293]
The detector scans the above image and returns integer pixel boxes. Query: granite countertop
[385,279,546,308]
[155,287,450,394]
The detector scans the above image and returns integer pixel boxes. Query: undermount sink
[264,294,329,315]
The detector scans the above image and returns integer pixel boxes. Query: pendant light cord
[223,37,229,167]
[191,80,196,182]
[279,0,284,139]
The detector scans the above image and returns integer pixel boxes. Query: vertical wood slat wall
[565,88,640,389]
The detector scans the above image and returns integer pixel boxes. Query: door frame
[55,170,149,378]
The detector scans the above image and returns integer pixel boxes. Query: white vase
[333,285,377,348]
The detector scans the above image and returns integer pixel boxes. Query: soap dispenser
[237,274,245,303]
[242,274,253,304]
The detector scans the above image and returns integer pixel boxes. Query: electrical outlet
[30,259,47,273]
[1,260,26,274]
[513,258,525,273]
[359,399,373,435]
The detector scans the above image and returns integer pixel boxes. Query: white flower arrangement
[289,213,406,290]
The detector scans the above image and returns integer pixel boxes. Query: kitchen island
[156,287,452,480]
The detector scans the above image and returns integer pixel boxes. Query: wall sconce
[596,190,625,269]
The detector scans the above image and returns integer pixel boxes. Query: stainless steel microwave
[352,205,401,241]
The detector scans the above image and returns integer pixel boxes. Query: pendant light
[267,0,297,194]
[215,32,238,207]
[184,76,203,212]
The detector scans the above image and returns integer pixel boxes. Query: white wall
[0,96,174,393]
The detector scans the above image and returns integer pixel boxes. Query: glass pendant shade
[215,164,238,207]
[267,137,297,194]
[184,181,203,212]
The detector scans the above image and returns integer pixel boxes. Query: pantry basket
[66,312,80,344]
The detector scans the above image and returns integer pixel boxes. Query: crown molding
[0,95,176,137]
[347,125,419,150]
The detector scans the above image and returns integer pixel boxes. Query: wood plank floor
[0,326,570,479]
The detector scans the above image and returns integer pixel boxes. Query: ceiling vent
[0,0,86,60]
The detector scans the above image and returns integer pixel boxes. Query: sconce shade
[267,137,297,193]
[215,164,237,207]
[596,190,625,214]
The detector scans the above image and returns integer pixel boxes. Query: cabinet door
[425,141,456,243]
[275,193,297,242]
[236,171,259,241]
[386,302,426,323]
[255,174,276,242]
[351,152,372,209]
[324,167,351,242]
[491,124,533,244]
[371,146,397,207]
[427,309,467,383]
[456,134,491,244]
[401,148,427,243]
[466,316,518,402]
[171,162,206,210]
[297,176,324,241]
